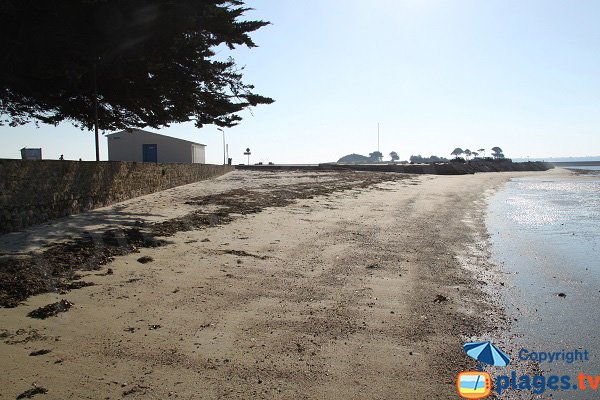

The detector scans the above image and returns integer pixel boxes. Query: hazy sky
[2,0,599,163]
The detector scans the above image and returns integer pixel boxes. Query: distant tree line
[409,155,448,163]
[338,146,507,165]
[337,150,400,164]
[451,147,505,160]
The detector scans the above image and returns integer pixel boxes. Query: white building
[107,129,206,163]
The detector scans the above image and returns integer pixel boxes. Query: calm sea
[487,170,600,398]
[566,165,600,172]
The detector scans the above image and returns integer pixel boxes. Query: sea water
[566,165,600,172]
[487,170,600,398]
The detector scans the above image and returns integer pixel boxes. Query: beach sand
[0,170,548,399]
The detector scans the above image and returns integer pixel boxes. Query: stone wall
[0,159,233,233]
[236,160,553,175]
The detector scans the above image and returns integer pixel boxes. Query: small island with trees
[333,146,550,174]
[337,146,506,165]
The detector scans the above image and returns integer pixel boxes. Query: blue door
[142,144,157,163]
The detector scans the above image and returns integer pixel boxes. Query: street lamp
[217,128,226,165]
[244,148,251,165]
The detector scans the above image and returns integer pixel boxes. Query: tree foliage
[369,151,383,162]
[451,148,464,158]
[491,147,504,159]
[409,155,448,163]
[389,151,399,162]
[0,0,273,131]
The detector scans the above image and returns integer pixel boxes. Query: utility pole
[377,123,380,153]
[93,60,100,162]
[217,128,226,165]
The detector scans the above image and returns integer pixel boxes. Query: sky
[1,0,599,164]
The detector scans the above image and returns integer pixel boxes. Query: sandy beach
[0,169,549,399]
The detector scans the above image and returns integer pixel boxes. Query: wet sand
[0,170,542,399]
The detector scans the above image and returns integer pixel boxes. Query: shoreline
[0,170,548,398]
[486,168,599,399]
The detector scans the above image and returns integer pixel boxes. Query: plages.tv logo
[456,341,511,399]
[457,371,492,399]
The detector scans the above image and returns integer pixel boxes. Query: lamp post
[244,148,251,165]
[217,128,226,165]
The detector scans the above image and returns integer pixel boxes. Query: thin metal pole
[377,123,380,153]
[93,61,100,162]
[218,128,225,165]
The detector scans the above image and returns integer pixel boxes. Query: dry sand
[0,169,551,399]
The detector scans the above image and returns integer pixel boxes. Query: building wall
[0,159,233,233]
[107,130,206,163]
[191,144,206,164]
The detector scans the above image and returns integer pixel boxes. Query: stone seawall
[236,161,553,175]
[330,160,553,174]
[0,160,233,233]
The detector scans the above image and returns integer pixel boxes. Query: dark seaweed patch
[27,300,73,319]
